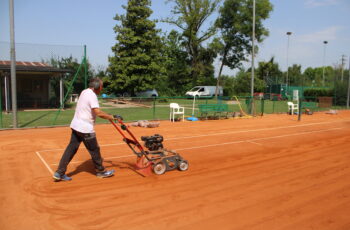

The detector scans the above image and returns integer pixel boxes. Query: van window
[199,88,204,92]
[189,87,201,92]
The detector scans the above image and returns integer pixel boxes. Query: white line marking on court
[37,119,347,153]
[175,127,342,151]
[248,127,342,142]
[246,141,263,145]
[45,127,342,168]
[167,120,347,141]
[35,151,54,175]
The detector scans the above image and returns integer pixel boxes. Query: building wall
[0,72,51,110]
[17,74,49,108]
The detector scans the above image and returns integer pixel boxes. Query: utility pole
[286,32,292,93]
[341,54,346,82]
[9,0,17,128]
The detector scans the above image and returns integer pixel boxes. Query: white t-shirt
[70,88,99,133]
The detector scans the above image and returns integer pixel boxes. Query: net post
[298,93,302,121]
[261,97,264,116]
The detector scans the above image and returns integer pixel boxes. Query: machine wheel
[153,162,166,175]
[178,160,189,171]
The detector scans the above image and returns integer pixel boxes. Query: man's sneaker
[53,172,72,182]
[96,169,115,178]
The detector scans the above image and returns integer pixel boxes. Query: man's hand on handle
[113,114,123,121]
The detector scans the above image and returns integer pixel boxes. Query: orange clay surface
[1,111,350,230]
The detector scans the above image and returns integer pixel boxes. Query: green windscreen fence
[0,95,348,129]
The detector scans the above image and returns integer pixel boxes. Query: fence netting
[1,95,348,129]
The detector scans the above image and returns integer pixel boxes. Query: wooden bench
[198,104,230,119]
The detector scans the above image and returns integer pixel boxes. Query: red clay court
[1,111,350,230]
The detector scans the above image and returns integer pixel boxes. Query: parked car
[135,89,158,97]
[185,86,223,97]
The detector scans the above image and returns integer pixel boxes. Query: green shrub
[304,88,333,98]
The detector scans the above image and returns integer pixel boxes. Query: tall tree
[303,67,317,87]
[108,0,163,96]
[233,69,264,95]
[161,30,192,96]
[215,0,273,95]
[256,57,282,86]
[165,0,220,86]
[220,74,235,96]
[287,64,302,86]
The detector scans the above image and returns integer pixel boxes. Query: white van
[185,86,223,97]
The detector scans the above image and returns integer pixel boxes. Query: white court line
[35,151,54,175]
[47,127,342,168]
[37,119,349,153]
[174,127,342,151]
[167,120,348,141]
[246,141,263,146]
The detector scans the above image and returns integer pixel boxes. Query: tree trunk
[215,59,225,99]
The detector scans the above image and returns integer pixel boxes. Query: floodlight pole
[250,0,256,114]
[9,0,17,128]
[286,32,292,93]
[322,41,328,86]
[341,54,346,82]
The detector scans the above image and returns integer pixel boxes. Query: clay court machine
[110,118,189,175]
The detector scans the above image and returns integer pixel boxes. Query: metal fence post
[298,94,302,121]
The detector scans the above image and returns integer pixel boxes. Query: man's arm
[92,108,114,120]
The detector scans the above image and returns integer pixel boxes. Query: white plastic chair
[170,103,185,122]
[287,101,298,115]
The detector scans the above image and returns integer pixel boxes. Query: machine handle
[113,114,123,121]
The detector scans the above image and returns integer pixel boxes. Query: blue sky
[0,0,349,76]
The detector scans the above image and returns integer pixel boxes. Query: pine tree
[108,0,163,96]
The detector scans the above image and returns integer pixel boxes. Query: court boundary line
[35,151,54,175]
[37,119,349,153]
[47,127,342,168]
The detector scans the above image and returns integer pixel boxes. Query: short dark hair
[89,78,102,90]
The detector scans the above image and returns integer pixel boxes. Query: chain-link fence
[1,95,348,129]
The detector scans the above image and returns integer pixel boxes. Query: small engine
[141,134,164,151]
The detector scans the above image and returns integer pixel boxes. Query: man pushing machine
[53,78,120,181]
